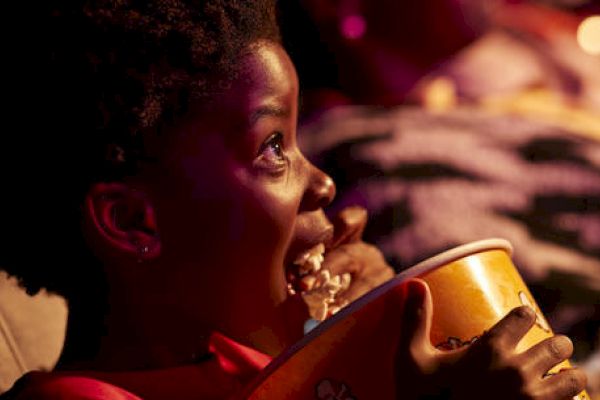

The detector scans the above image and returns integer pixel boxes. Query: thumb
[395,279,436,366]
[328,206,368,248]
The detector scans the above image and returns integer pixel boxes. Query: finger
[484,306,536,349]
[328,206,367,248]
[323,242,390,277]
[333,267,394,306]
[323,244,393,304]
[396,279,434,354]
[321,244,359,276]
[519,335,573,378]
[530,367,587,400]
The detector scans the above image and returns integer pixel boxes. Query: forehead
[224,40,299,114]
[154,41,298,162]
[172,40,298,141]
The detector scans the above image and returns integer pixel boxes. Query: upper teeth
[291,242,353,321]
[294,243,325,275]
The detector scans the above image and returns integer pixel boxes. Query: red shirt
[5,333,272,400]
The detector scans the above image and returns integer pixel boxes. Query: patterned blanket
[299,106,600,365]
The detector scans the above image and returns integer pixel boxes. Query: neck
[59,278,212,372]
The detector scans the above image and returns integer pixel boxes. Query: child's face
[142,40,336,354]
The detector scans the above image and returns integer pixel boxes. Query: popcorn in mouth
[286,243,352,321]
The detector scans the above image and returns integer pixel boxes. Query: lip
[284,224,334,269]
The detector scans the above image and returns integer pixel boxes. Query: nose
[301,163,336,211]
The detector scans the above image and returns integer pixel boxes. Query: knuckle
[564,370,586,396]
[481,340,509,367]
[547,336,572,361]
[494,348,511,366]
[483,332,506,355]
[567,375,581,395]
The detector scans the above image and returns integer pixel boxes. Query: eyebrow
[249,105,290,126]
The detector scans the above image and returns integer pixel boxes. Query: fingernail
[514,305,535,319]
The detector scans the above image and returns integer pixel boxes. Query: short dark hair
[1,0,280,359]
[2,0,280,292]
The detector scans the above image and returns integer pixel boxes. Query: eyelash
[257,132,286,167]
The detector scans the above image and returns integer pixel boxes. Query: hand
[323,206,394,309]
[396,279,588,400]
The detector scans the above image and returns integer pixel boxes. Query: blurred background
[281,0,600,118]
[280,0,600,397]
[0,0,598,397]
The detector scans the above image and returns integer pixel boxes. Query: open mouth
[285,243,351,321]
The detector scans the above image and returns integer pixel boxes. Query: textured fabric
[2,332,271,400]
[3,374,142,400]
[299,105,600,364]
[0,272,67,394]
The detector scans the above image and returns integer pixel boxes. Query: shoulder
[2,372,142,400]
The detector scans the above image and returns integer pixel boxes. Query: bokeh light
[340,14,366,39]
[577,15,600,55]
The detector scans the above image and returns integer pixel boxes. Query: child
[1,1,587,399]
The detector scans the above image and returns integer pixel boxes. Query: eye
[257,132,286,164]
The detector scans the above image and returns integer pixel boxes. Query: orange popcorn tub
[243,238,589,400]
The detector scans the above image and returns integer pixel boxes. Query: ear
[83,182,161,261]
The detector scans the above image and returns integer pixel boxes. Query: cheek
[159,162,303,270]
[234,177,303,258]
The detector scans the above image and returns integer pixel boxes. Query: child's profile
[0,1,587,399]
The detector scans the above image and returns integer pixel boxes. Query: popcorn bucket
[244,238,589,399]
